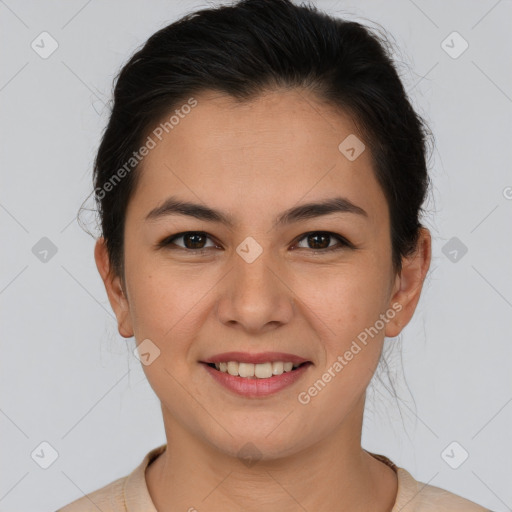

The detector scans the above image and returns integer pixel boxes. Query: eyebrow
[145,195,368,228]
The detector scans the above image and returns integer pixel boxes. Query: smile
[200,351,312,397]
[209,361,303,378]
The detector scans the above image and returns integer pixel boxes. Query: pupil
[185,233,206,249]
[309,233,329,249]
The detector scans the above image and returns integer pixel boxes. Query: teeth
[227,361,238,376]
[239,362,255,378]
[272,361,284,375]
[212,361,302,378]
[254,362,272,378]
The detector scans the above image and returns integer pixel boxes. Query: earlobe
[93,237,134,339]
[385,228,432,338]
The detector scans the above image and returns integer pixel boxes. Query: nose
[215,246,295,334]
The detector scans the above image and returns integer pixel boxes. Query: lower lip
[201,362,312,398]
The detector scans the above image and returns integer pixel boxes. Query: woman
[58,0,492,510]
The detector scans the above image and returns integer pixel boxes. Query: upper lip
[202,352,310,365]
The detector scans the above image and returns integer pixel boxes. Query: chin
[200,422,312,464]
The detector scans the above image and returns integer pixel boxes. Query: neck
[146,396,397,512]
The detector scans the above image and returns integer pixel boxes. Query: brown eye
[306,233,330,249]
[181,232,208,249]
[295,231,350,252]
[159,231,217,251]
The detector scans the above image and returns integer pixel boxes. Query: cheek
[127,269,202,398]
[125,260,217,356]
[294,271,388,420]
[124,226,200,317]
[297,262,391,341]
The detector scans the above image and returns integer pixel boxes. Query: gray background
[1,0,511,510]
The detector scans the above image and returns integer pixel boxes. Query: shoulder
[56,444,166,512]
[56,475,127,511]
[394,466,493,511]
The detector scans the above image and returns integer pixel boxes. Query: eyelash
[157,231,353,255]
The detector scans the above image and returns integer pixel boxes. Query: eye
[157,230,352,254]
[294,231,351,253]
[158,231,219,251]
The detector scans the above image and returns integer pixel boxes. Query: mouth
[200,353,313,398]
[202,360,311,379]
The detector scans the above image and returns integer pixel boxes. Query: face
[96,89,430,461]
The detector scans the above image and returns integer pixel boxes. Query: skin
[95,88,431,511]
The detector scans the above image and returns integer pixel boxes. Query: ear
[94,237,134,338]
[385,227,431,338]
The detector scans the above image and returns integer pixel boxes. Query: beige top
[57,444,491,511]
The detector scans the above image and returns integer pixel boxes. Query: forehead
[129,89,387,225]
